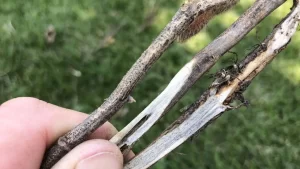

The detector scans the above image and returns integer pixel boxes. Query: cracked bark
[124,2,300,168]
[110,0,287,153]
[41,0,240,168]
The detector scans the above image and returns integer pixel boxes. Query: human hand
[0,97,131,169]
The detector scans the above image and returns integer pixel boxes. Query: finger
[125,151,135,162]
[0,97,118,169]
[89,123,118,141]
[52,139,123,169]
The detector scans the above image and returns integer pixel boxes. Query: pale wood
[41,0,241,168]
[124,2,300,168]
[110,0,287,153]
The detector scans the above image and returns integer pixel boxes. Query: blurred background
[1,0,300,168]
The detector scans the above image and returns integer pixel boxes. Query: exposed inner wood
[110,0,287,155]
[41,1,242,168]
[124,3,300,169]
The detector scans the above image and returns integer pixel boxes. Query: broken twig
[41,0,240,168]
[124,2,300,168]
[110,0,286,154]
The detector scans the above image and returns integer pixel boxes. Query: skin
[0,97,133,169]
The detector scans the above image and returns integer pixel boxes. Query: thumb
[51,139,123,169]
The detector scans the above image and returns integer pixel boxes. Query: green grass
[1,0,300,168]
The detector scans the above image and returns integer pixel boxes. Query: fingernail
[76,152,122,169]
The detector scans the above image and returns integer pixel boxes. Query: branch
[124,2,300,168]
[110,0,286,154]
[41,0,240,168]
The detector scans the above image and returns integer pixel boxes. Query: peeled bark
[125,2,300,168]
[41,0,241,168]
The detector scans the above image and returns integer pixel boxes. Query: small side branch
[110,0,286,153]
[124,2,300,169]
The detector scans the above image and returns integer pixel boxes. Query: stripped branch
[124,2,300,168]
[110,0,287,154]
[41,0,240,168]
